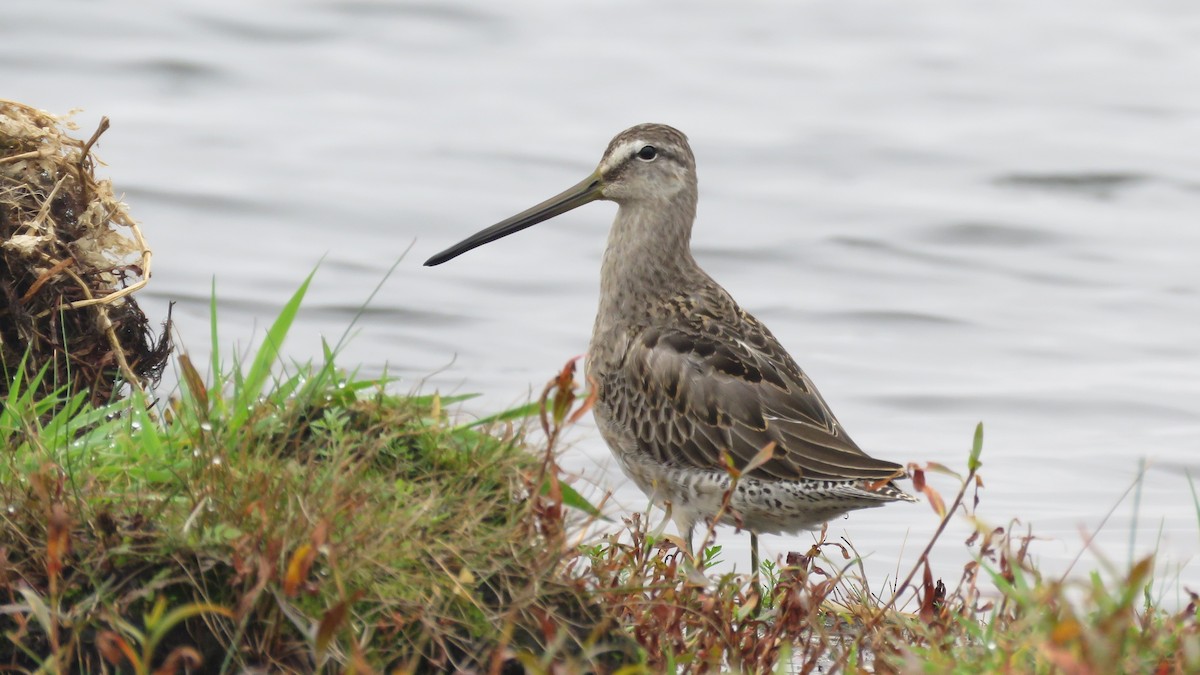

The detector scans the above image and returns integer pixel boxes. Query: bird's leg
[677,518,710,584]
[665,499,699,564]
[662,500,683,553]
[750,532,760,586]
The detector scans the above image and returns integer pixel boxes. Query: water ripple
[189,15,333,42]
[322,0,499,25]
[918,221,1064,248]
[125,186,274,216]
[994,172,1151,199]
[813,309,971,327]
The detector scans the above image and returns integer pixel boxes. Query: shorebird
[425,124,915,572]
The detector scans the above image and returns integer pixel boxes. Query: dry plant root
[1,99,169,405]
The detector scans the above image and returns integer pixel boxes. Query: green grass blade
[457,401,541,430]
[230,269,315,430]
[1187,469,1200,543]
[410,393,479,408]
[328,249,407,358]
[210,277,221,385]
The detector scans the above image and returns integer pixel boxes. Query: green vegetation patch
[2,276,1199,674]
[0,278,623,673]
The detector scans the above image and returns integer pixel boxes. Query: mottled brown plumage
[426,123,915,564]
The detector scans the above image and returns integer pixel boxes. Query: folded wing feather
[603,318,904,483]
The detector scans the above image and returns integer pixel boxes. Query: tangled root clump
[1,99,169,405]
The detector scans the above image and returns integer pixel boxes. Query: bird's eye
[636,145,657,161]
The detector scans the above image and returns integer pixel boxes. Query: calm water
[5,0,1199,599]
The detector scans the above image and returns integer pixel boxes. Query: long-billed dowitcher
[425,124,915,570]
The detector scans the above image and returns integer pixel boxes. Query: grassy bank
[2,277,1198,673]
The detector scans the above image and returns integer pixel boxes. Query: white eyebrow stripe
[600,139,644,173]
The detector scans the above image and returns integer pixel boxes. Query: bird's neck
[596,191,702,330]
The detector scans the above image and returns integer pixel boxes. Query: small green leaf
[540,479,606,519]
[968,422,984,472]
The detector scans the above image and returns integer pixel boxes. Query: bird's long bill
[424,172,602,266]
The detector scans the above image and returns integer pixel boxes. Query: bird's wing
[600,319,905,483]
